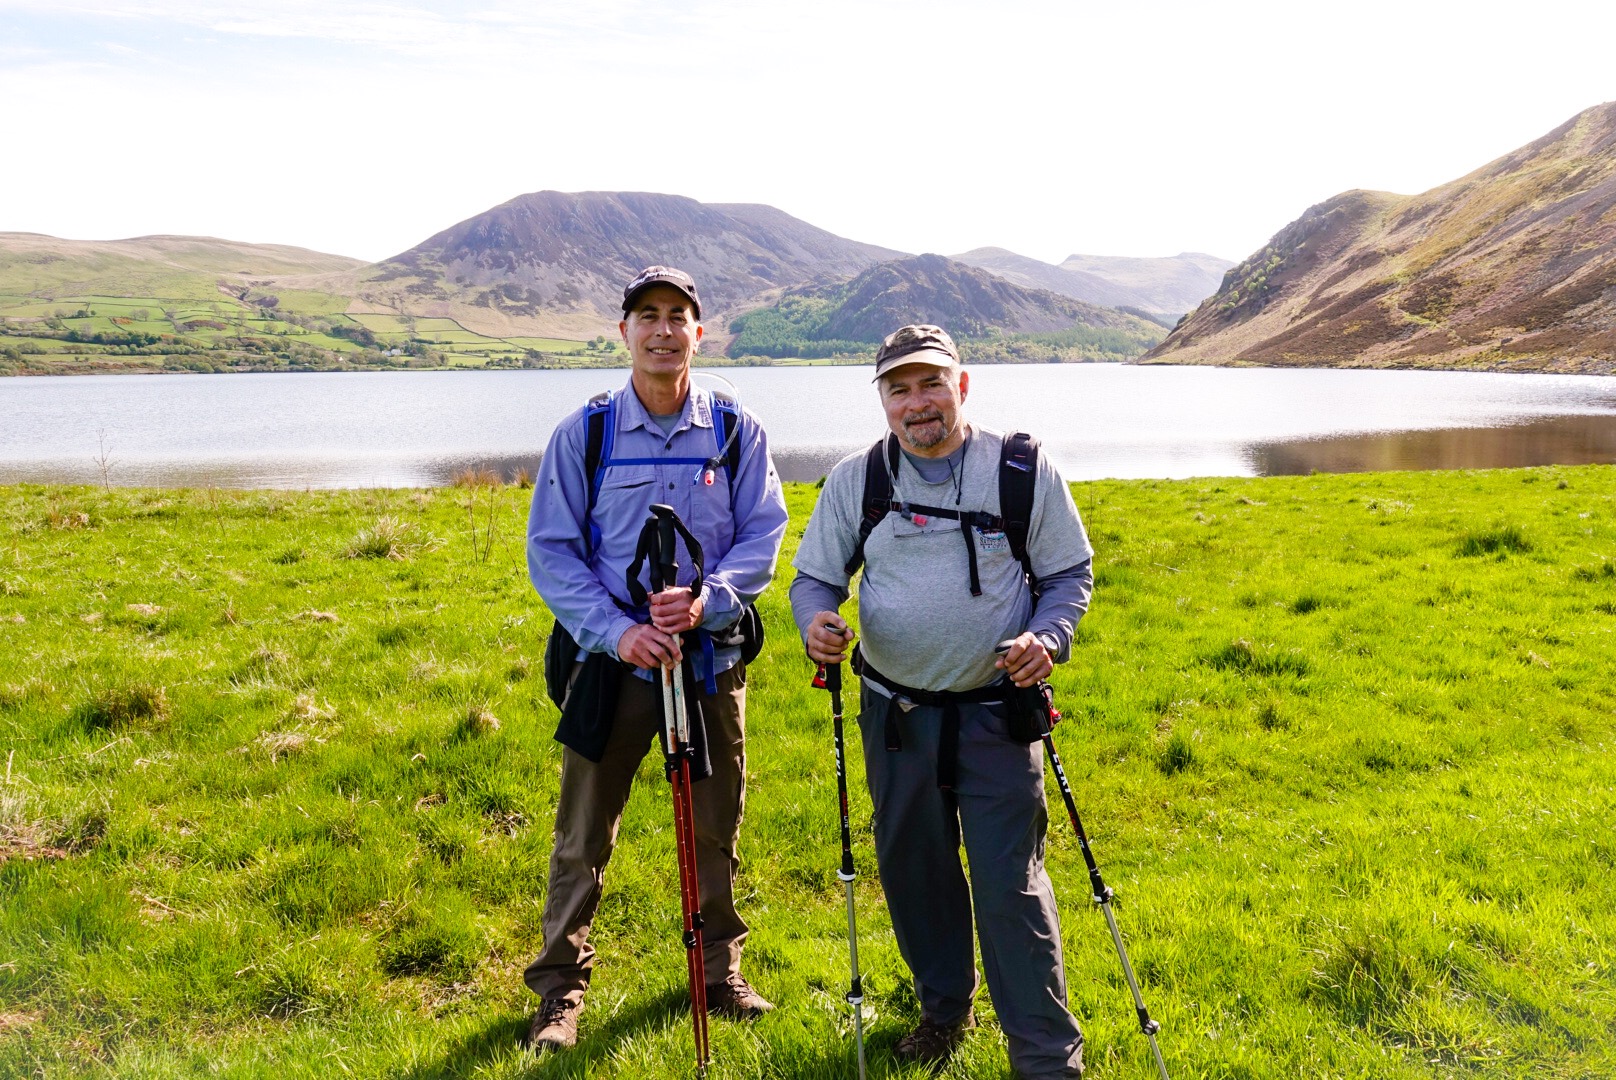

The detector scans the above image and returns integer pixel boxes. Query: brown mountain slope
[1146,102,1616,373]
[343,190,903,338]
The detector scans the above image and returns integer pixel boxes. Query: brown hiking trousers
[523,663,748,1002]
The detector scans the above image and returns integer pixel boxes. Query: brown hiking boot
[895,1010,975,1067]
[523,998,580,1052]
[705,973,775,1020]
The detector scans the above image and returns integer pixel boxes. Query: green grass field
[1,467,1613,1078]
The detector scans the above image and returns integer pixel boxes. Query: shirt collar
[618,378,714,434]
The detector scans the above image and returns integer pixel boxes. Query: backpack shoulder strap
[998,430,1040,586]
[708,389,745,508]
[582,391,613,556]
[844,433,899,577]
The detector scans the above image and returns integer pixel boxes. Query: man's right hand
[618,623,682,669]
[806,612,854,665]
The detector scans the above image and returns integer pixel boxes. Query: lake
[2,365,1614,488]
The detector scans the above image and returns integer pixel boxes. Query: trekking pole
[812,645,867,1080]
[648,504,710,1076]
[998,643,1170,1080]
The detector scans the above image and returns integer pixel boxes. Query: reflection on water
[2,366,1614,488]
[1250,415,1616,475]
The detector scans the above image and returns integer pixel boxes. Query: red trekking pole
[647,505,710,1075]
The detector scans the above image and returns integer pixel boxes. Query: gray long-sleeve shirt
[790,425,1095,693]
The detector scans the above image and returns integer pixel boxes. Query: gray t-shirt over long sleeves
[791,425,1094,693]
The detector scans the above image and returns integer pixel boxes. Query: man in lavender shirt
[522,267,788,1053]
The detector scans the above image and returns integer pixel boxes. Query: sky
[2,1,1614,267]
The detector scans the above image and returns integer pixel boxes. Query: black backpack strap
[844,433,899,577]
[999,431,1040,589]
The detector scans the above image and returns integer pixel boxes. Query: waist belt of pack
[855,648,1008,792]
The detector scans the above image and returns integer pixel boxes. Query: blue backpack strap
[582,391,614,557]
[709,389,744,510]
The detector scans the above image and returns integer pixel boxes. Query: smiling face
[878,359,970,457]
[620,284,703,380]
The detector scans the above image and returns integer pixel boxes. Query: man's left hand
[650,586,704,635]
[995,632,1052,688]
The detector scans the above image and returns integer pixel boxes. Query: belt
[855,647,1008,791]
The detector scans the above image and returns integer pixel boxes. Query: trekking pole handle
[650,504,678,593]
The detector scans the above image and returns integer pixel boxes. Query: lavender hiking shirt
[527,379,788,682]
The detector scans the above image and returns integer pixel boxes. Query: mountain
[726,253,1166,360]
[0,233,363,299]
[1057,252,1233,316]
[952,247,1231,319]
[357,191,904,338]
[950,247,1134,308]
[1148,102,1616,373]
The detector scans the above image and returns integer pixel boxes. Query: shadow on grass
[395,987,882,1079]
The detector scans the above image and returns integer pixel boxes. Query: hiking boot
[894,1010,975,1067]
[705,973,775,1020]
[523,998,580,1052]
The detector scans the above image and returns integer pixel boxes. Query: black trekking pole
[812,646,867,1080]
[644,504,710,1076]
[999,643,1170,1080]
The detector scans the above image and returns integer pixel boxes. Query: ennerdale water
[2,365,1614,488]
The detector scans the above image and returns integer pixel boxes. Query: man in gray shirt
[791,324,1094,1079]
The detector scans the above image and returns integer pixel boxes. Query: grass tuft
[461,702,501,736]
[450,467,503,489]
[343,516,414,560]
[1207,637,1310,677]
[1157,729,1198,775]
[79,682,169,729]
[252,726,325,762]
[1456,524,1532,557]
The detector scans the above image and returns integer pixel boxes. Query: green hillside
[0,234,601,374]
[727,254,1166,362]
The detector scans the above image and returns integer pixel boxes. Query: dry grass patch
[344,515,415,560]
[461,702,500,736]
[251,726,326,763]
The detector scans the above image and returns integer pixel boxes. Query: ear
[957,368,970,402]
[618,319,628,344]
[695,323,704,343]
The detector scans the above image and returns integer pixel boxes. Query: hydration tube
[690,370,744,488]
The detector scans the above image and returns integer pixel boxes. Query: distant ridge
[363,190,904,336]
[0,232,363,296]
[952,247,1230,318]
[726,253,1165,359]
[1148,102,1616,373]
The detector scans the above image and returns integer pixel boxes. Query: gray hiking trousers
[858,680,1085,1079]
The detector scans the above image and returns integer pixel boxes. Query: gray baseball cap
[622,265,701,319]
[872,324,960,380]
